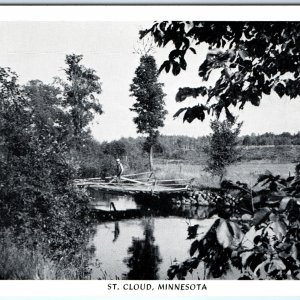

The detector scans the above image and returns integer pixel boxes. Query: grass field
[154,160,297,188]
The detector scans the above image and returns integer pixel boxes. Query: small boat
[73,172,194,195]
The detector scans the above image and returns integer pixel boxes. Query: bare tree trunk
[149,145,154,171]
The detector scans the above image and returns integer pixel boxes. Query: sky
[0,21,300,142]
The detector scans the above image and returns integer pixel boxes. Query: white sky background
[0,21,300,142]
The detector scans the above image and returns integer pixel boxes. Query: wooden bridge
[73,172,194,195]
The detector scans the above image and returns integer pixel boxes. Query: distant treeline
[79,133,300,178]
[241,132,300,146]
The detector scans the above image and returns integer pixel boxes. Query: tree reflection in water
[123,218,162,279]
[113,221,120,242]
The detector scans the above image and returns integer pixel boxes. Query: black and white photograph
[0,11,300,281]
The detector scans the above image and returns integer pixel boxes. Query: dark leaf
[175,87,207,102]
[172,61,181,76]
[183,105,207,123]
[254,173,273,187]
[246,253,266,273]
[225,107,235,123]
[158,60,171,74]
[252,207,271,226]
[274,83,285,98]
[183,257,200,270]
[169,49,181,61]
[190,240,199,256]
[190,47,197,54]
[167,264,179,280]
[180,57,187,70]
[254,235,261,245]
[173,107,188,119]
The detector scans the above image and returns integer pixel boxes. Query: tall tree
[130,55,167,170]
[58,54,103,141]
[0,68,90,251]
[204,118,242,182]
[141,22,300,123]
[23,80,69,141]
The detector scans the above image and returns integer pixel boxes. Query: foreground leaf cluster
[168,169,300,280]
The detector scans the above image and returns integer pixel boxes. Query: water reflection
[123,218,162,279]
[113,222,120,242]
[90,216,216,279]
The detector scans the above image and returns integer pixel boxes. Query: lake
[88,190,218,279]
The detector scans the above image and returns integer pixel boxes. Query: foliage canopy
[141,22,300,123]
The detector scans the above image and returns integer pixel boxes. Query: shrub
[204,118,242,181]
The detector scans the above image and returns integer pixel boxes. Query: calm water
[88,191,218,279]
[90,191,140,211]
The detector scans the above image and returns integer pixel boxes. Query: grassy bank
[0,232,93,280]
[154,160,296,187]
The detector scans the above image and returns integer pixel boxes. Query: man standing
[116,158,124,179]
